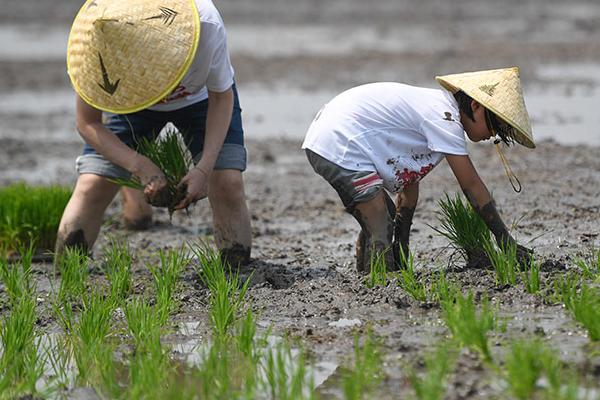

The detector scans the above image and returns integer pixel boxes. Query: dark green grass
[432,193,492,266]
[0,183,71,254]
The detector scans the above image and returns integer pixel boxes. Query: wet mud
[1,0,599,398]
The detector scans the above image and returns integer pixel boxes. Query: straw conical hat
[67,0,200,114]
[436,67,535,149]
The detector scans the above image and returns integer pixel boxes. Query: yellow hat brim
[436,67,535,149]
[67,0,200,114]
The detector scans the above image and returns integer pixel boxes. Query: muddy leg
[351,191,395,274]
[355,230,367,274]
[207,169,252,268]
[120,187,153,230]
[55,174,120,259]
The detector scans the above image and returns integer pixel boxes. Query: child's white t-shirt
[149,0,234,111]
[302,82,468,193]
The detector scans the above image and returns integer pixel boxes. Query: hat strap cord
[494,140,522,193]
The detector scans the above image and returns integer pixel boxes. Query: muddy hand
[143,175,170,207]
[131,156,169,207]
[174,166,209,210]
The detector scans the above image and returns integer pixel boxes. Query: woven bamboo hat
[436,67,535,149]
[67,0,200,114]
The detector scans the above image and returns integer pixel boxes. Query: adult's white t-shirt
[302,82,468,193]
[149,0,234,111]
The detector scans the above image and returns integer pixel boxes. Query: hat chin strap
[494,139,522,193]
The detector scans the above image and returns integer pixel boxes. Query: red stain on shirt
[396,163,435,189]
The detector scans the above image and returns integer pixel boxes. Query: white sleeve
[205,25,234,93]
[420,119,468,155]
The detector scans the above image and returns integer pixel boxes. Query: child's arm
[75,96,167,203]
[445,154,532,257]
[394,182,419,261]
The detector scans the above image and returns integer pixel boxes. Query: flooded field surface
[0,0,599,398]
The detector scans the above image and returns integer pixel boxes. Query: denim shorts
[76,84,246,180]
[305,149,386,212]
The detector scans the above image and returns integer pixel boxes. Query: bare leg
[351,191,395,273]
[207,169,252,267]
[55,174,120,256]
[120,187,153,230]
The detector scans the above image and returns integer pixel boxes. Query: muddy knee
[220,244,251,268]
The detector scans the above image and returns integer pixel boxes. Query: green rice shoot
[432,193,492,266]
[504,339,548,399]
[341,327,384,400]
[441,291,497,361]
[397,248,427,302]
[102,238,133,303]
[484,240,520,286]
[0,183,72,255]
[408,343,456,400]
[575,246,600,283]
[109,129,193,213]
[366,248,389,288]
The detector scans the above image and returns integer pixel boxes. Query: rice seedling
[408,343,456,400]
[124,297,163,350]
[192,244,251,339]
[55,247,89,305]
[193,337,237,399]
[550,273,600,340]
[0,244,35,306]
[262,340,314,400]
[575,246,600,282]
[427,271,460,304]
[73,288,115,386]
[431,193,492,266]
[563,283,600,341]
[484,240,520,286]
[366,248,389,288]
[236,307,258,360]
[397,249,427,301]
[0,183,72,254]
[341,327,384,400]
[520,255,541,294]
[504,339,547,399]
[110,130,193,214]
[0,295,45,398]
[127,343,170,399]
[44,335,74,393]
[102,238,133,303]
[148,247,190,325]
[441,291,497,361]
[549,273,580,305]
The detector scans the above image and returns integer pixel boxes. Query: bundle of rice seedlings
[0,183,72,257]
[111,129,193,215]
[431,193,493,268]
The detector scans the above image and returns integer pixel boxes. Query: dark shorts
[77,84,246,180]
[305,149,386,212]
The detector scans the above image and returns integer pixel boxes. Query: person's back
[303,82,467,193]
